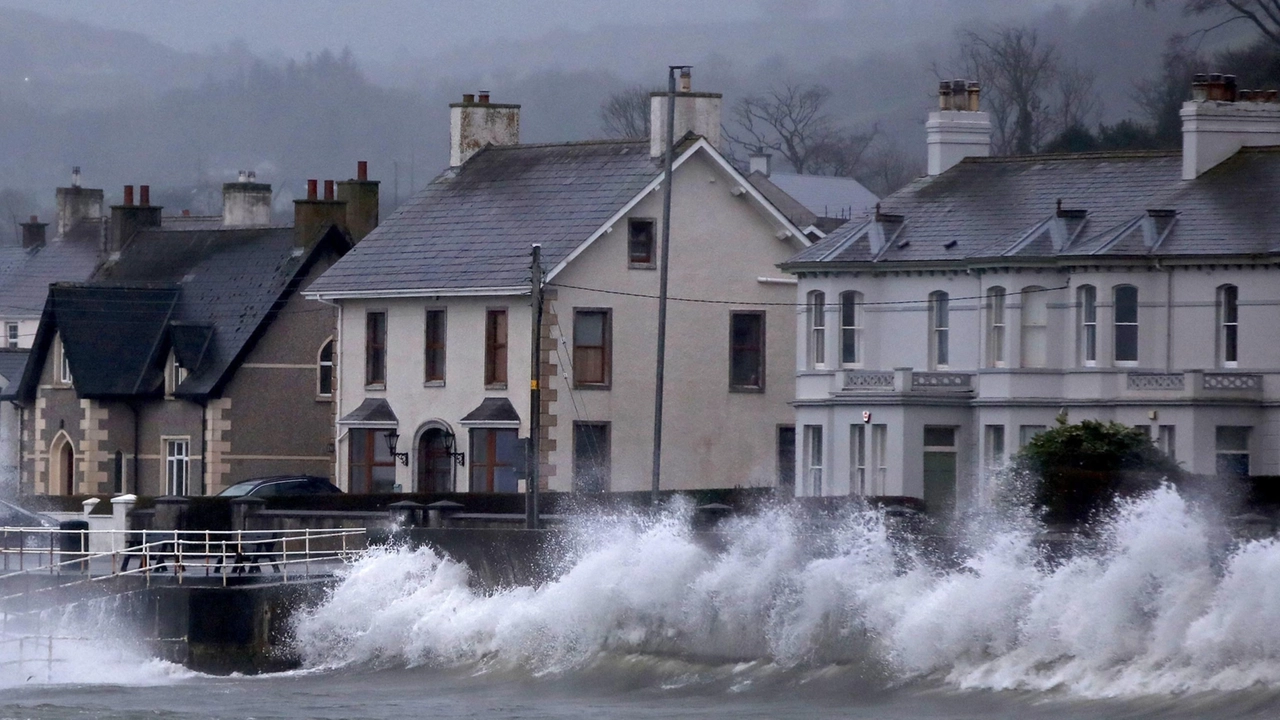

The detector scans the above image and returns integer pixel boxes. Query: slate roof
[762,172,878,220]
[747,172,818,230]
[786,147,1280,268]
[338,398,398,426]
[18,224,347,402]
[0,349,30,401]
[307,140,662,295]
[460,397,521,424]
[0,220,104,321]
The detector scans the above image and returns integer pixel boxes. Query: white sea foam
[293,486,1280,697]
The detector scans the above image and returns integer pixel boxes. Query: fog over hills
[0,0,1250,238]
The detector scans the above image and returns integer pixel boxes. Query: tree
[1012,419,1182,525]
[1133,36,1202,147]
[955,26,1061,155]
[1142,0,1280,49]
[725,82,877,176]
[599,85,652,139]
[855,143,923,197]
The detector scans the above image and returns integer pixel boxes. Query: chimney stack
[748,154,772,176]
[337,160,380,243]
[55,167,104,238]
[108,184,162,254]
[449,91,521,167]
[1181,70,1280,179]
[20,215,47,250]
[293,178,347,248]
[926,79,991,176]
[649,68,723,158]
[139,185,150,207]
[222,171,272,227]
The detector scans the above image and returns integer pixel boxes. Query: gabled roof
[307,137,806,298]
[338,398,398,426]
[0,349,30,401]
[0,220,104,320]
[757,171,878,221]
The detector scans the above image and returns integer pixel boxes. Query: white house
[782,76,1280,511]
[306,77,808,494]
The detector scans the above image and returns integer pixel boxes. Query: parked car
[216,475,342,498]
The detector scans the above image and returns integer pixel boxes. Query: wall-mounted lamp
[441,430,466,466]
[384,430,410,466]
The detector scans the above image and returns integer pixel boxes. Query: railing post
[110,494,137,554]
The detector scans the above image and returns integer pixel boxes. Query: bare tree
[1134,36,1203,144]
[1142,1,1280,48]
[855,143,923,197]
[956,26,1060,155]
[725,82,877,176]
[599,86,653,139]
[1056,62,1101,133]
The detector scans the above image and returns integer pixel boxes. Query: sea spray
[293,486,1280,697]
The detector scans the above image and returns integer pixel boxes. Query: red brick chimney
[293,178,347,248]
[20,215,47,250]
[336,160,380,243]
[108,184,162,254]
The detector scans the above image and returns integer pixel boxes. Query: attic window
[628,219,656,268]
[58,338,72,385]
[165,354,187,396]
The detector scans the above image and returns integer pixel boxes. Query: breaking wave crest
[293,486,1280,697]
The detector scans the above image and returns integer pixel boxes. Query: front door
[777,426,795,495]
[922,426,957,516]
[417,429,454,493]
[572,422,610,493]
[61,443,74,495]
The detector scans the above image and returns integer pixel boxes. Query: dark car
[216,475,342,498]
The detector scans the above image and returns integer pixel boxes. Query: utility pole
[651,65,690,506]
[527,244,544,530]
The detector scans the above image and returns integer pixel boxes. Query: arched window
[1078,285,1097,366]
[1217,284,1239,367]
[317,338,334,397]
[50,433,74,496]
[1020,286,1048,368]
[839,291,862,367]
[808,291,827,369]
[1113,285,1139,363]
[986,287,1006,367]
[929,291,949,369]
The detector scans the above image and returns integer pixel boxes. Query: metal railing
[0,527,368,596]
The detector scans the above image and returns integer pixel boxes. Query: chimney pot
[29,215,37,224]
[938,81,951,110]
[966,81,981,112]
[1224,74,1238,101]
[1240,89,1254,102]
[678,67,692,93]
[139,185,150,207]
[238,170,248,182]
[358,160,368,181]
[123,185,134,207]
[324,180,335,201]
[463,93,475,103]
[71,166,82,188]
[307,179,318,200]
[182,209,191,217]
[478,90,490,104]
[1267,89,1279,103]
[1191,76,1209,102]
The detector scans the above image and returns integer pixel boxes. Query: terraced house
[306,76,809,494]
[783,78,1280,511]
[15,168,378,496]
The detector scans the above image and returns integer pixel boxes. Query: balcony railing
[1124,371,1263,397]
[841,369,974,393]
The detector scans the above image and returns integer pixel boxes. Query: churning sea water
[6,485,1280,719]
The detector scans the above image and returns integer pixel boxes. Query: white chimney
[926,79,991,176]
[449,91,521,167]
[55,167,103,238]
[749,154,772,176]
[222,175,272,227]
[649,69,723,158]
[1181,73,1280,179]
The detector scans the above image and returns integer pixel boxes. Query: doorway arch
[50,432,75,496]
[415,422,456,493]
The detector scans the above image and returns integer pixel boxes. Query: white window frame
[850,424,867,495]
[318,337,335,397]
[1215,426,1250,478]
[165,353,187,397]
[808,291,827,369]
[1020,286,1048,368]
[984,424,1005,470]
[839,291,862,368]
[1157,424,1176,461]
[58,337,72,385]
[803,424,824,496]
[5,322,17,349]
[1078,285,1097,367]
[986,287,1006,368]
[1217,284,1239,368]
[1113,285,1139,365]
[872,423,888,496]
[165,437,191,496]
[929,291,949,370]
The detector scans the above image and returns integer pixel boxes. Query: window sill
[424,380,445,388]
[628,262,657,270]
[485,383,508,391]
[315,394,333,403]
[365,383,386,391]
[730,385,765,394]
[573,383,611,391]
[1114,361,1139,367]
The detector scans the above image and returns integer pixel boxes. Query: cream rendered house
[784,77,1280,511]
[306,79,808,494]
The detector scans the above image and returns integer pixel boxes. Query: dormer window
[58,337,72,385]
[165,353,187,396]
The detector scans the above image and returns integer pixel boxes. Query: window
[1113,285,1138,364]
[1079,285,1097,366]
[730,311,765,391]
[1216,426,1250,478]
[628,218,656,267]
[850,424,867,495]
[986,287,1006,367]
[5,322,17,349]
[365,311,387,387]
[1019,425,1047,448]
[807,291,826,369]
[165,354,187,396]
[840,291,862,366]
[349,428,396,493]
[573,309,611,387]
[58,337,72,385]
[470,428,520,492]
[573,422,611,493]
[872,424,888,495]
[1218,284,1239,367]
[1158,425,1176,461]
[984,425,1005,470]
[318,339,334,397]
[929,291,949,369]
[484,308,508,387]
[425,309,446,384]
[165,438,190,496]
[1021,286,1048,368]
[803,425,823,496]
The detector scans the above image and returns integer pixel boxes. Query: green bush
[1013,419,1181,526]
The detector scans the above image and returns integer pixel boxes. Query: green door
[922,451,957,516]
